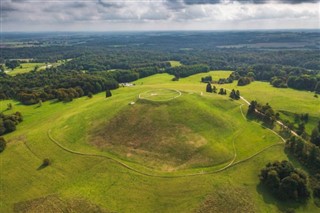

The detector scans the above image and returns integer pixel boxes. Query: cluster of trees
[287,75,320,93]
[0,137,6,153]
[229,89,240,100]
[205,83,228,95]
[270,76,287,88]
[247,101,277,126]
[237,77,252,86]
[0,68,119,104]
[285,136,320,199]
[218,88,227,95]
[259,160,310,201]
[217,77,233,84]
[235,65,320,93]
[278,112,310,139]
[0,112,23,136]
[5,60,21,70]
[201,76,212,83]
[205,83,216,93]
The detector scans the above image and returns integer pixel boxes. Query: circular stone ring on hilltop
[138,89,182,102]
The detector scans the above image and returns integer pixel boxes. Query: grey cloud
[165,0,186,9]
[97,0,124,8]
[183,0,319,4]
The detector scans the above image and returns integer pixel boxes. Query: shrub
[42,158,51,167]
[0,137,6,153]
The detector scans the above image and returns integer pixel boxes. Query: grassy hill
[0,71,319,212]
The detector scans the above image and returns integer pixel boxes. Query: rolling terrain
[1,71,319,212]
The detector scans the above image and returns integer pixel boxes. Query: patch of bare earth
[89,103,213,170]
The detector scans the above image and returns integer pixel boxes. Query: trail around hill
[46,91,286,178]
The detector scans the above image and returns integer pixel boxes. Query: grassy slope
[0,71,319,212]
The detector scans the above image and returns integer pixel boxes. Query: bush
[0,137,6,153]
[42,158,51,167]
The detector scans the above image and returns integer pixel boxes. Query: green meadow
[1,71,319,212]
[4,60,67,76]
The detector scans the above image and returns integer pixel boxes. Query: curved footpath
[47,91,286,178]
[47,130,283,178]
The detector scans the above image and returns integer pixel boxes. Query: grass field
[0,71,319,212]
[4,60,68,76]
[5,63,46,75]
[169,60,182,67]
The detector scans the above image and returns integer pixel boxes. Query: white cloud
[1,0,319,31]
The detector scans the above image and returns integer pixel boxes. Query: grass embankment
[0,71,319,212]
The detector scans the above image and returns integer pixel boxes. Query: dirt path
[238,94,300,139]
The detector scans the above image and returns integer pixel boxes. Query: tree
[206,82,212,93]
[229,89,236,99]
[247,100,257,115]
[297,123,305,136]
[212,85,217,93]
[87,92,93,98]
[3,120,16,133]
[106,89,112,98]
[235,90,240,99]
[0,137,6,153]
[218,88,226,95]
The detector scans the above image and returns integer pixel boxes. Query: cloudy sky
[1,0,319,31]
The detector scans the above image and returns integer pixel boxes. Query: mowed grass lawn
[0,71,319,212]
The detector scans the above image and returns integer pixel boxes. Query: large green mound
[89,93,239,170]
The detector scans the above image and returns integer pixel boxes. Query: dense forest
[0,31,319,104]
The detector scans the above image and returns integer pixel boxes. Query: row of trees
[0,112,23,136]
[166,64,209,78]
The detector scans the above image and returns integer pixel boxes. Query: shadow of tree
[256,182,308,212]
